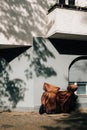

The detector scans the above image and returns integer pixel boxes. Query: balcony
[47,3,87,41]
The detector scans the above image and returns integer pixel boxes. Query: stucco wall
[1,0,87,47]
[33,37,87,110]
[0,37,85,111]
[8,47,35,110]
[0,0,56,46]
[0,0,87,111]
[33,37,79,108]
[0,47,36,111]
[47,7,87,40]
[69,59,87,82]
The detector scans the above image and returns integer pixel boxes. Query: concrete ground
[0,109,87,130]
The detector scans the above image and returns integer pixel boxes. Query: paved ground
[0,110,87,130]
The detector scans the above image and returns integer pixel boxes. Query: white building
[0,0,87,112]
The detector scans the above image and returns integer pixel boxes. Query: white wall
[75,0,87,7]
[47,7,87,40]
[0,0,87,47]
[0,0,56,47]
[69,59,87,82]
[0,0,87,111]
[33,37,79,107]
[8,47,35,110]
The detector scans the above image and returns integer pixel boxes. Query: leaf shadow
[0,58,26,110]
[25,38,57,79]
[41,111,87,130]
[0,0,53,45]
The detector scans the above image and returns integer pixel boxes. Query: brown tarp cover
[43,83,60,94]
[39,83,78,114]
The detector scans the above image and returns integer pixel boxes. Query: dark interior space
[0,46,30,62]
[49,38,87,55]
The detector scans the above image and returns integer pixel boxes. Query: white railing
[56,0,87,7]
[47,3,87,40]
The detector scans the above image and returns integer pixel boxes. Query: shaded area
[1,124,14,129]
[0,111,87,130]
[6,79,26,108]
[25,38,57,79]
[25,38,57,78]
[0,46,30,62]
[0,0,52,45]
[42,112,87,130]
[0,58,26,110]
[49,38,87,55]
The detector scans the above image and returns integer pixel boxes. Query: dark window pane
[68,0,75,5]
[59,0,65,4]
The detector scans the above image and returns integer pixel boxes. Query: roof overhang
[0,45,31,49]
[48,32,87,41]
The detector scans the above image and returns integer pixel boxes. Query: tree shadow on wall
[6,79,26,108]
[0,58,26,111]
[25,38,57,79]
[0,0,52,45]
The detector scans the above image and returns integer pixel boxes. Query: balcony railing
[58,0,75,5]
[47,0,87,41]
[56,0,87,7]
[48,1,87,14]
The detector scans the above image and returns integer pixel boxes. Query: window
[77,82,87,95]
[69,82,87,95]
[59,0,65,4]
[68,0,75,5]
[69,57,87,96]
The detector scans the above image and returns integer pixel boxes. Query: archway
[69,56,87,95]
